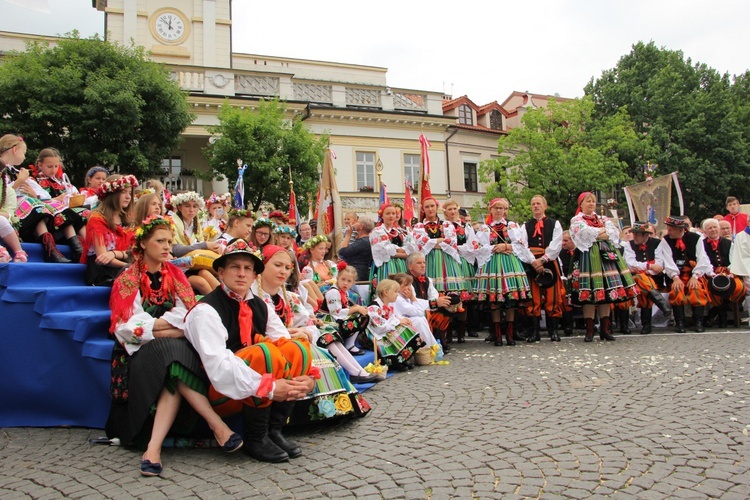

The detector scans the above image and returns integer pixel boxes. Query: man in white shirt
[184,239,316,463]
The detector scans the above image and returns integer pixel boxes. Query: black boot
[599,316,616,341]
[527,317,541,343]
[242,406,289,463]
[268,402,302,458]
[562,310,574,336]
[493,322,503,346]
[584,318,595,342]
[717,304,728,328]
[456,321,466,344]
[693,306,705,333]
[438,330,450,353]
[640,308,652,334]
[445,323,453,344]
[673,305,686,333]
[41,232,70,263]
[66,235,84,264]
[505,321,516,346]
[514,315,529,342]
[548,317,561,342]
[618,308,631,334]
[647,289,672,315]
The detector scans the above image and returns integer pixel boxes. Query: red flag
[418,133,432,211]
[403,181,414,228]
[288,178,300,229]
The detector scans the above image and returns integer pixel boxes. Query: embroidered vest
[200,288,269,353]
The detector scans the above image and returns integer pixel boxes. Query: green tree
[585,41,750,220]
[204,99,327,212]
[480,96,649,223]
[0,33,194,184]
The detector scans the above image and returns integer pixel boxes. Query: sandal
[13,251,28,263]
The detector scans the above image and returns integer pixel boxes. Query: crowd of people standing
[3,132,750,476]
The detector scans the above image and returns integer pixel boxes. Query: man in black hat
[623,221,672,334]
[701,218,746,327]
[658,215,712,332]
[517,195,565,342]
[184,238,316,464]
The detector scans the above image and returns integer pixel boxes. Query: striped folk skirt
[370,257,408,296]
[426,248,470,294]
[568,242,637,305]
[474,252,531,306]
[361,325,425,368]
[289,346,371,425]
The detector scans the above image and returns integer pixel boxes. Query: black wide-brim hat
[709,274,735,297]
[631,221,651,234]
[212,238,265,273]
[664,215,689,229]
[535,268,556,288]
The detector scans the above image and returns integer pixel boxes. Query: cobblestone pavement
[2,329,749,499]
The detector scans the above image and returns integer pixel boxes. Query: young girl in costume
[2,134,74,263]
[251,217,275,252]
[390,273,438,347]
[301,234,338,290]
[81,174,138,285]
[369,203,414,295]
[273,225,297,251]
[203,192,230,242]
[363,279,424,370]
[568,192,637,342]
[321,265,371,354]
[253,246,373,425]
[79,166,109,207]
[0,140,25,262]
[31,148,88,262]
[105,215,242,477]
[474,197,531,347]
[170,191,221,295]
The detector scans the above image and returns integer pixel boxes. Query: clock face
[154,11,187,43]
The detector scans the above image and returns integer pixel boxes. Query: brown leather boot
[599,316,616,341]
[493,322,503,346]
[584,318,595,342]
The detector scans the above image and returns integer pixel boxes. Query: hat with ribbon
[212,238,264,273]
[664,215,689,229]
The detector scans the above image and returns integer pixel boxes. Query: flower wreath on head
[253,217,276,230]
[171,191,205,210]
[268,210,289,223]
[273,225,298,238]
[229,208,253,219]
[207,192,231,206]
[303,234,329,251]
[133,215,175,249]
[96,174,139,200]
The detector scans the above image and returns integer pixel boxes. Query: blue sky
[2,0,748,105]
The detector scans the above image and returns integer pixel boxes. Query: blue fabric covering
[0,242,381,429]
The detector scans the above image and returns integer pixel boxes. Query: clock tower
[94,0,232,68]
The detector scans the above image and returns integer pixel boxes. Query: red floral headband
[96,175,139,200]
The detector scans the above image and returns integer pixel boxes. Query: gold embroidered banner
[623,173,680,234]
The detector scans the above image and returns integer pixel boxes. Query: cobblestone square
[1,330,748,498]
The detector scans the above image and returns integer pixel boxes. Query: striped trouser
[209,336,312,413]
[632,273,660,309]
[668,268,709,307]
[709,276,746,307]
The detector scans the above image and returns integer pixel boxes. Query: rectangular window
[356,151,376,190]
[404,153,420,189]
[459,104,473,126]
[161,156,182,177]
[464,162,478,192]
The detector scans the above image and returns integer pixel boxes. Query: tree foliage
[0,33,194,184]
[480,96,649,223]
[585,41,750,221]
[204,99,328,213]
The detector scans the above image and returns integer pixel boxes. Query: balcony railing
[163,175,201,195]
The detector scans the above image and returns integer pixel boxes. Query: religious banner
[623,172,684,234]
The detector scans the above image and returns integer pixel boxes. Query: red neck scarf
[638,243,647,251]
[532,217,545,238]
[222,284,255,347]
[109,260,195,333]
[581,214,603,228]
[675,238,686,251]
[709,238,720,251]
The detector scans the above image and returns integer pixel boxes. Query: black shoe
[467,331,479,338]
[268,402,302,458]
[457,337,465,343]
[350,373,378,384]
[348,347,365,356]
[221,433,244,453]
[243,406,290,463]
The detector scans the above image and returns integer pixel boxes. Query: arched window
[459,104,473,126]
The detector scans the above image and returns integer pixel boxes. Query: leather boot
[647,289,672,315]
[514,314,529,342]
[717,304,728,328]
[66,235,84,264]
[673,305,686,333]
[584,318,595,342]
[505,321,516,346]
[640,308,652,334]
[548,317,561,342]
[599,316,616,341]
[41,232,70,263]
[438,330,450,353]
[562,310,574,336]
[527,317,541,343]
[693,306,705,333]
[456,321,466,343]
[242,406,289,463]
[618,308,631,334]
[445,323,453,344]
[268,402,302,458]
[493,322,503,346]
